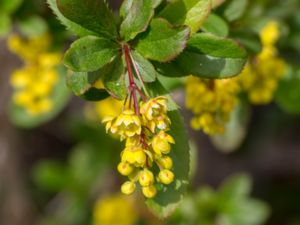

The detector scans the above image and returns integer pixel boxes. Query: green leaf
[67,71,98,96]
[9,66,71,128]
[0,0,22,14]
[64,36,120,72]
[227,199,270,225]
[120,0,154,41]
[17,16,48,37]
[147,110,190,218]
[56,0,117,38]
[211,98,250,153]
[223,0,248,22]
[0,13,11,36]
[275,66,300,115]
[119,0,133,18]
[80,87,110,101]
[202,13,229,37]
[230,30,262,54]
[212,0,225,8]
[32,161,69,191]
[159,0,211,33]
[47,0,96,37]
[120,0,163,18]
[156,33,247,78]
[219,173,252,200]
[136,18,190,62]
[152,0,163,8]
[131,50,156,82]
[157,74,186,91]
[102,55,127,100]
[187,33,247,58]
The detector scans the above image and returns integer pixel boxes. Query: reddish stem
[124,44,140,115]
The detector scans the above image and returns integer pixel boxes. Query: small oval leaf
[64,36,120,72]
[136,18,190,62]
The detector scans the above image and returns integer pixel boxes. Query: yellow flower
[158,169,174,185]
[151,131,175,156]
[142,185,157,198]
[38,53,61,68]
[156,156,173,170]
[27,98,52,115]
[10,68,33,88]
[103,95,175,199]
[260,21,280,46]
[121,182,136,195]
[138,169,154,187]
[140,96,170,132]
[186,77,240,135]
[104,110,142,139]
[93,194,137,225]
[121,146,147,167]
[238,21,286,105]
[13,91,35,106]
[117,162,134,176]
[140,96,168,120]
[8,34,51,61]
[8,34,61,116]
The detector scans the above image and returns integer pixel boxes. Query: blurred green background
[1,0,300,225]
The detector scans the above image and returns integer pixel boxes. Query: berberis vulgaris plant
[48,0,248,217]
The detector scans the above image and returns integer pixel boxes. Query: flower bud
[117,162,134,176]
[142,185,157,198]
[157,156,173,169]
[121,181,136,195]
[158,169,174,185]
[121,149,135,164]
[134,150,146,166]
[139,169,154,187]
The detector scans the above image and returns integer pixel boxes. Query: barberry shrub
[47,0,248,217]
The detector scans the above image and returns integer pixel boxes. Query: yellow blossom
[93,194,137,225]
[186,77,240,135]
[158,169,174,185]
[103,110,142,139]
[140,96,168,120]
[8,34,61,116]
[157,156,173,170]
[238,21,286,105]
[138,169,154,187]
[104,95,175,198]
[121,146,147,167]
[117,162,134,176]
[151,131,175,156]
[142,185,157,198]
[121,181,136,195]
[140,96,170,132]
[260,21,280,46]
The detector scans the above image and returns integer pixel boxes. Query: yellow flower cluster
[239,21,286,104]
[103,96,175,198]
[186,77,240,134]
[8,34,61,115]
[93,194,137,225]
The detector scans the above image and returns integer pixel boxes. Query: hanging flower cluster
[8,34,61,115]
[102,45,175,198]
[186,76,240,134]
[103,96,175,198]
[239,21,286,104]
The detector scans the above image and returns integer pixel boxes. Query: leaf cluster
[49,0,248,101]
